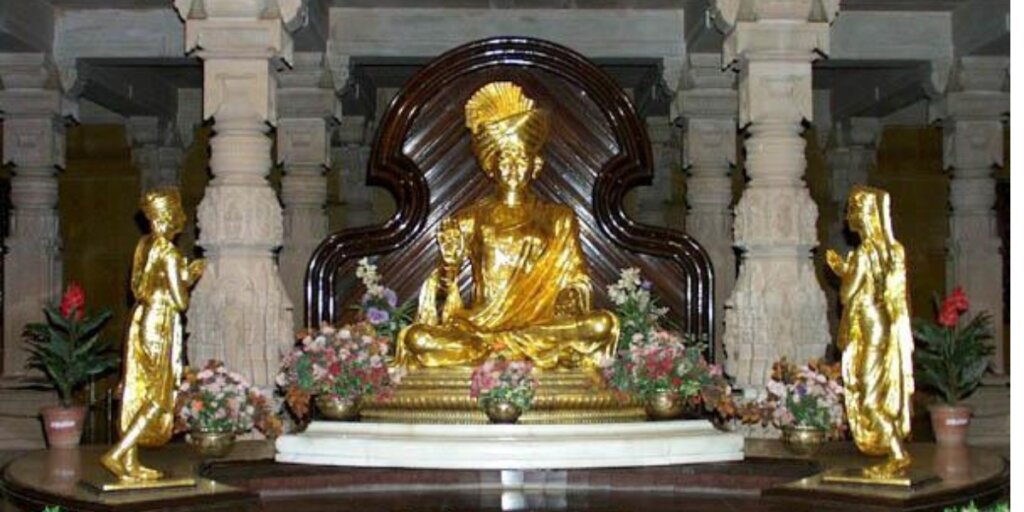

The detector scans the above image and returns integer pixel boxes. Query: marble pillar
[0,54,65,376]
[712,0,837,390]
[127,117,184,193]
[333,116,376,229]
[277,53,340,327]
[174,0,306,386]
[827,118,880,251]
[631,117,681,228]
[676,53,738,363]
[940,56,1009,373]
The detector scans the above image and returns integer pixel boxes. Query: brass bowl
[316,395,362,421]
[781,425,827,456]
[188,430,236,458]
[644,390,685,421]
[483,401,522,424]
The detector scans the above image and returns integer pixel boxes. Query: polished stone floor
[0,438,1009,511]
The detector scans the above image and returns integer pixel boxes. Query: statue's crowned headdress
[465,82,550,171]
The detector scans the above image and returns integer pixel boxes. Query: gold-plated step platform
[362,367,645,424]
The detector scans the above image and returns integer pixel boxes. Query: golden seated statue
[363,82,643,423]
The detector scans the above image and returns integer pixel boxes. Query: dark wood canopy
[303,37,716,358]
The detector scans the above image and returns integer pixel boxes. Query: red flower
[946,287,969,311]
[59,282,86,321]
[937,287,970,328]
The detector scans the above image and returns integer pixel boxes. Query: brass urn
[483,401,522,424]
[644,390,685,421]
[781,425,827,456]
[188,431,236,458]
[315,395,362,421]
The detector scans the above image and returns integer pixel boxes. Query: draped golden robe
[395,197,618,369]
[120,236,189,447]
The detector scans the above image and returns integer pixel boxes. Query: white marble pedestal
[275,420,744,469]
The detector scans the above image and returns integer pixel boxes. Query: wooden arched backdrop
[304,37,716,360]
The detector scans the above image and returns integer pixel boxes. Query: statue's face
[495,139,530,190]
[847,192,876,236]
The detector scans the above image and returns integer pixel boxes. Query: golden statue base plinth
[363,368,645,424]
[81,474,197,493]
[821,466,938,488]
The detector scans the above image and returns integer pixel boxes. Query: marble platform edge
[275,420,745,470]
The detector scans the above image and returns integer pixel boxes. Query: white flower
[620,267,642,290]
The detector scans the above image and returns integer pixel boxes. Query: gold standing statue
[100,188,204,485]
[393,81,618,370]
[826,185,915,481]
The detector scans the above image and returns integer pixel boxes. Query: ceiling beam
[76,61,177,118]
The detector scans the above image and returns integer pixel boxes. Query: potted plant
[175,360,282,457]
[600,329,734,421]
[277,322,402,422]
[601,267,735,422]
[470,358,538,424]
[23,282,120,447]
[913,287,994,445]
[740,359,846,455]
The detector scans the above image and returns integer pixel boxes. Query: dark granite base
[0,440,1008,512]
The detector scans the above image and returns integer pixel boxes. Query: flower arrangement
[470,358,538,412]
[606,267,670,351]
[600,329,735,418]
[739,358,846,438]
[601,268,735,419]
[276,322,403,420]
[913,286,994,405]
[175,360,282,437]
[23,282,120,407]
[354,258,415,342]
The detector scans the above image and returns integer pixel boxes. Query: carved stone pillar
[334,116,375,228]
[277,53,339,326]
[712,0,837,390]
[827,118,880,249]
[174,0,307,386]
[0,54,65,376]
[630,117,680,228]
[940,57,1009,373]
[127,117,184,193]
[677,53,738,363]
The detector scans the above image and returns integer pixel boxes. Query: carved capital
[683,117,737,169]
[203,59,278,125]
[738,60,814,126]
[0,53,61,91]
[174,0,306,62]
[2,117,66,170]
[677,88,738,120]
[952,56,1010,93]
[943,119,1004,172]
[277,118,332,168]
[712,0,839,30]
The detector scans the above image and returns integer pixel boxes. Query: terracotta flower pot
[40,405,87,448]
[929,404,972,446]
